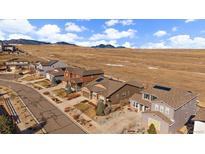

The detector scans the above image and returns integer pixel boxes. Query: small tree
[96,100,105,116]
[0,115,16,134]
[147,123,157,134]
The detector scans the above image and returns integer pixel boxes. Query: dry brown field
[8,45,205,106]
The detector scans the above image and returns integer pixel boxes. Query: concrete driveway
[0,75,85,134]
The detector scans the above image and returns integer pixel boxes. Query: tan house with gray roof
[129,84,198,134]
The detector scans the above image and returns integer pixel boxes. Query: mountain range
[0,39,125,48]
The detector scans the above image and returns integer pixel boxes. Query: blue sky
[1,19,205,48]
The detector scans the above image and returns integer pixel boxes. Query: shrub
[96,101,105,116]
[0,115,16,134]
[147,123,157,134]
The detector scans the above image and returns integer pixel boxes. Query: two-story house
[129,84,198,134]
[64,67,104,91]
[36,60,68,75]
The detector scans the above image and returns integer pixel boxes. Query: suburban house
[0,42,17,52]
[193,106,205,134]
[129,84,198,134]
[36,60,68,75]
[46,68,65,83]
[81,77,144,105]
[64,67,104,92]
[4,58,30,71]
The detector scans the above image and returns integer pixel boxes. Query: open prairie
[17,45,205,106]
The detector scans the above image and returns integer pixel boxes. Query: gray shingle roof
[143,84,198,110]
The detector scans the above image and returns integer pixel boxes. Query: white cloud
[105,20,119,27]
[153,30,167,37]
[37,24,81,43]
[172,26,177,32]
[65,22,86,32]
[141,42,168,49]
[141,34,205,49]
[168,35,205,48]
[0,31,5,40]
[122,42,131,48]
[185,19,196,23]
[0,19,35,34]
[8,34,32,40]
[37,24,60,37]
[90,28,136,40]
[105,19,135,27]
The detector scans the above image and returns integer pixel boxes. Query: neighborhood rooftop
[41,60,59,66]
[85,77,125,98]
[143,84,198,110]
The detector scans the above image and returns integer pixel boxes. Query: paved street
[0,75,85,134]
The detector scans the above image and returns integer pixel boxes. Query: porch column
[137,103,140,112]
[142,105,145,112]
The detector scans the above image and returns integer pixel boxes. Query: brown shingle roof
[143,111,174,125]
[126,80,144,89]
[47,68,64,77]
[72,68,104,76]
[41,60,58,66]
[143,84,198,110]
[193,107,205,122]
[85,77,124,98]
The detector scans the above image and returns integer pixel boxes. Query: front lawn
[21,75,44,81]
[74,101,96,119]
[34,79,52,88]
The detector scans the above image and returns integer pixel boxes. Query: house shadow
[20,120,47,134]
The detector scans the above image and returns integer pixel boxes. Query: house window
[160,106,164,113]
[116,94,119,99]
[143,93,150,100]
[155,104,159,111]
[151,95,157,101]
[165,107,170,115]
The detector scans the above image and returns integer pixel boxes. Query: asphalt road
[0,75,85,134]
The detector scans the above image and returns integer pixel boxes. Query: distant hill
[3,39,51,45]
[55,41,77,46]
[92,44,126,49]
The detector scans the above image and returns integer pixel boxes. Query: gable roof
[193,107,205,122]
[85,77,125,98]
[143,84,198,110]
[71,68,104,76]
[126,80,144,89]
[41,60,59,66]
[46,68,64,77]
